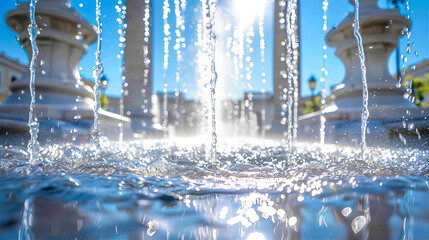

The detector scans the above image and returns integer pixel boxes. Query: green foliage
[404,75,429,107]
[100,93,109,110]
[302,95,322,114]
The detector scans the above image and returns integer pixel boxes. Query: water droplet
[396,81,402,88]
[399,133,407,145]
[288,216,298,227]
[416,129,421,139]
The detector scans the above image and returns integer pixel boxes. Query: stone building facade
[0,54,26,103]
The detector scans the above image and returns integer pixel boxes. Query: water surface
[0,140,428,239]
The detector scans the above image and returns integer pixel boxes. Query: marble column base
[298,105,429,148]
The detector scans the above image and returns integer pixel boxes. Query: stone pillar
[2,0,97,118]
[273,0,287,114]
[298,0,428,146]
[269,0,300,137]
[324,0,416,117]
[124,0,153,132]
[0,0,130,143]
[268,0,288,137]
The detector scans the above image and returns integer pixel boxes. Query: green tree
[404,74,429,107]
[302,95,322,114]
[99,93,109,110]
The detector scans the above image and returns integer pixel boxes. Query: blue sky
[0,0,427,99]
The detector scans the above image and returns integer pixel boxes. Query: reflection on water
[0,140,429,239]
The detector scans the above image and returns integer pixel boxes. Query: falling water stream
[116,0,127,142]
[162,0,171,137]
[196,20,210,138]
[27,0,40,164]
[174,0,184,131]
[92,0,104,152]
[202,0,218,162]
[244,27,255,135]
[180,0,188,130]
[399,1,419,141]
[234,26,246,136]
[397,1,411,89]
[279,0,288,141]
[402,1,417,107]
[142,0,151,119]
[285,0,296,152]
[353,0,369,161]
[258,8,266,138]
[72,21,84,143]
[320,0,328,145]
[291,0,299,143]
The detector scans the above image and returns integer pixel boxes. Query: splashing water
[202,0,218,162]
[1,139,429,239]
[92,0,104,152]
[353,0,369,161]
[2,140,429,238]
[320,0,328,145]
[27,0,40,165]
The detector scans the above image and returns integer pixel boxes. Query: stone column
[273,0,287,114]
[268,0,288,137]
[2,0,97,117]
[124,0,153,132]
[298,0,427,145]
[269,0,300,137]
[324,0,416,118]
[0,0,130,143]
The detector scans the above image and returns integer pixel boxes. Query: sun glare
[247,232,266,240]
[234,0,267,27]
